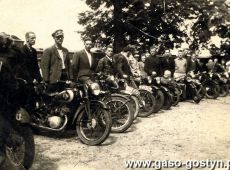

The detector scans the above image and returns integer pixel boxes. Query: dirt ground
[31,96,230,170]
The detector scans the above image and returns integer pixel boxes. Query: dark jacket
[21,44,42,82]
[71,49,96,82]
[96,56,115,75]
[186,58,198,73]
[144,55,161,76]
[160,57,176,76]
[113,53,133,78]
[40,45,73,84]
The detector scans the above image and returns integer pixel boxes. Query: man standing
[144,45,161,76]
[41,29,73,84]
[96,45,115,75]
[22,32,42,83]
[72,38,96,83]
[174,50,187,78]
[160,49,176,76]
[186,53,198,73]
[113,45,133,78]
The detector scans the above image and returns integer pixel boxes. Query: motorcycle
[0,78,35,170]
[29,80,112,146]
[141,76,165,113]
[176,73,203,103]
[198,72,220,99]
[124,76,156,117]
[212,72,229,97]
[94,73,134,133]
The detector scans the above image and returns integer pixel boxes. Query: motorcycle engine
[48,116,63,129]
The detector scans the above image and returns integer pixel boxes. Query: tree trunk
[113,0,126,53]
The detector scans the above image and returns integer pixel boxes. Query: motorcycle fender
[160,86,169,92]
[151,85,160,91]
[71,100,109,126]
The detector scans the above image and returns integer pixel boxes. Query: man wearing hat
[40,29,73,85]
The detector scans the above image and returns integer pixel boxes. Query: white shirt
[85,49,92,67]
[57,48,65,69]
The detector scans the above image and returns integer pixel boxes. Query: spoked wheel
[170,87,180,106]
[196,84,205,99]
[219,84,229,97]
[138,89,156,117]
[76,101,112,145]
[5,125,35,170]
[105,98,133,133]
[152,89,164,113]
[162,91,173,110]
[205,84,219,99]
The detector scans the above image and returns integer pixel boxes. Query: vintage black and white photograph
[0,0,230,170]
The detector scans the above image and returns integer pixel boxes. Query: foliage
[78,0,230,55]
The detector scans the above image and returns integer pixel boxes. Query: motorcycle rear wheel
[76,102,111,145]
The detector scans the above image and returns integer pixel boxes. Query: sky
[0,0,89,51]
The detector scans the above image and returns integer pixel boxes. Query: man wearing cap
[40,29,73,85]
[72,38,96,83]
[22,32,42,83]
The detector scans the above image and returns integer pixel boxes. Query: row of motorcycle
[2,70,230,170]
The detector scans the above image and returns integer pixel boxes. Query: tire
[162,91,173,110]
[104,97,133,133]
[5,124,35,170]
[130,95,140,119]
[137,89,156,117]
[205,84,219,99]
[76,101,111,145]
[196,84,205,99]
[152,89,164,113]
[110,94,136,120]
[219,84,229,97]
[170,87,180,106]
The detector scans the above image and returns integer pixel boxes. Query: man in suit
[96,45,115,75]
[186,53,199,74]
[113,45,133,78]
[40,29,73,85]
[144,45,161,76]
[72,38,96,83]
[21,32,42,83]
[160,49,175,76]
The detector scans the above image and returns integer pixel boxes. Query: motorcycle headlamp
[156,77,161,84]
[90,82,101,96]
[147,76,152,84]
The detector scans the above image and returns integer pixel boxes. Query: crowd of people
[0,29,230,168]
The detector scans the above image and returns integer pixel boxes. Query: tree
[78,0,230,54]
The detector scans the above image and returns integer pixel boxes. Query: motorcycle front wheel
[76,101,112,145]
[105,97,133,133]
[205,84,219,99]
[219,84,229,97]
[5,124,35,170]
[138,89,156,117]
[152,89,164,113]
